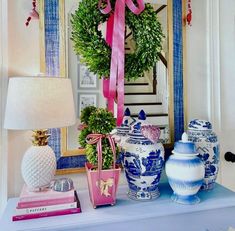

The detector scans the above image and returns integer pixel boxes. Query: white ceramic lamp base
[21,145,56,191]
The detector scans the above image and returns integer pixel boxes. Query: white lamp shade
[4,77,76,130]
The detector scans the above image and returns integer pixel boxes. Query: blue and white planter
[122,110,164,201]
[187,119,220,190]
[165,133,205,205]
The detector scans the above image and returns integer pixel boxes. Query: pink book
[16,196,77,214]
[13,192,81,221]
[19,184,74,202]
[17,196,75,209]
[17,184,74,208]
[12,207,81,221]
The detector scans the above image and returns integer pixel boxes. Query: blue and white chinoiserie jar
[165,133,205,205]
[122,110,164,201]
[187,119,220,191]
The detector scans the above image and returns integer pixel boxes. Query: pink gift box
[85,162,121,208]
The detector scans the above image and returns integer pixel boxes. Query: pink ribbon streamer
[100,0,145,126]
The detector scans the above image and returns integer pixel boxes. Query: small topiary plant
[78,106,97,148]
[80,106,97,125]
[86,138,116,169]
[88,108,116,134]
[78,128,91,148]
[78,107,118,169]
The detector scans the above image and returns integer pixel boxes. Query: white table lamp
[4,77,76,191]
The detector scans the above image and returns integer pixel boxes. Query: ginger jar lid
[117,108,135,135]
[129,109,148,134]
[188,119,212,131]
[127,110,161,144]
[173,133,197,155]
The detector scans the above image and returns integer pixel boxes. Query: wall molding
[206,0,221,132]
[0,0,8,214]
[206,0,221,183]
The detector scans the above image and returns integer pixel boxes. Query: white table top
[1,183,235,231]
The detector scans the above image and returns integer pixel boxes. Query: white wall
[186,0,209,121]
[0,0,8,213]
[7,0,40,197]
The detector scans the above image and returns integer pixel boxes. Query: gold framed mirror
[39,0,186,174]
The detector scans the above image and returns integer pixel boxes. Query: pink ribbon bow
[86,133,117,171]
[99,0,145,126]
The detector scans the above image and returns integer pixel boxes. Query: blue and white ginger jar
[165,133,205,205]
[187,119,220,190]
[122,110,164,201]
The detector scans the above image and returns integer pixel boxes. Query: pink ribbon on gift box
[100,0,145,126]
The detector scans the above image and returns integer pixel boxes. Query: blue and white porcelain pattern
[187,119,220,190]
[165,133,205,205]
[122,110,164,201]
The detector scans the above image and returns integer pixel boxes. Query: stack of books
[12,184,81,221]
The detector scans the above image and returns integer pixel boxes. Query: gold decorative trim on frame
[61,128,86,157]
[59,0,66,78]
[56,167,86,175]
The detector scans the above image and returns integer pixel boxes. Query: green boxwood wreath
[70,0,164,81]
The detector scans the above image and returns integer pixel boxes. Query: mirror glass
[66,0,171,153]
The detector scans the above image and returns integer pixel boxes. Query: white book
[15,198,77,215]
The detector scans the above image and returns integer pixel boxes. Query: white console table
[1,183,235,231]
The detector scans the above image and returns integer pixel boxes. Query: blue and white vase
[122,110,164,201]
[187,119,220,190]
[165,133,205,205]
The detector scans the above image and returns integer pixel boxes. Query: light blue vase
[165,133,205,205]
[122,110,164,201]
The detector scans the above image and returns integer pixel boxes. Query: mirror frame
[39,0,187,174]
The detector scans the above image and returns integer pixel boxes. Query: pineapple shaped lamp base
[21,130,56,191]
